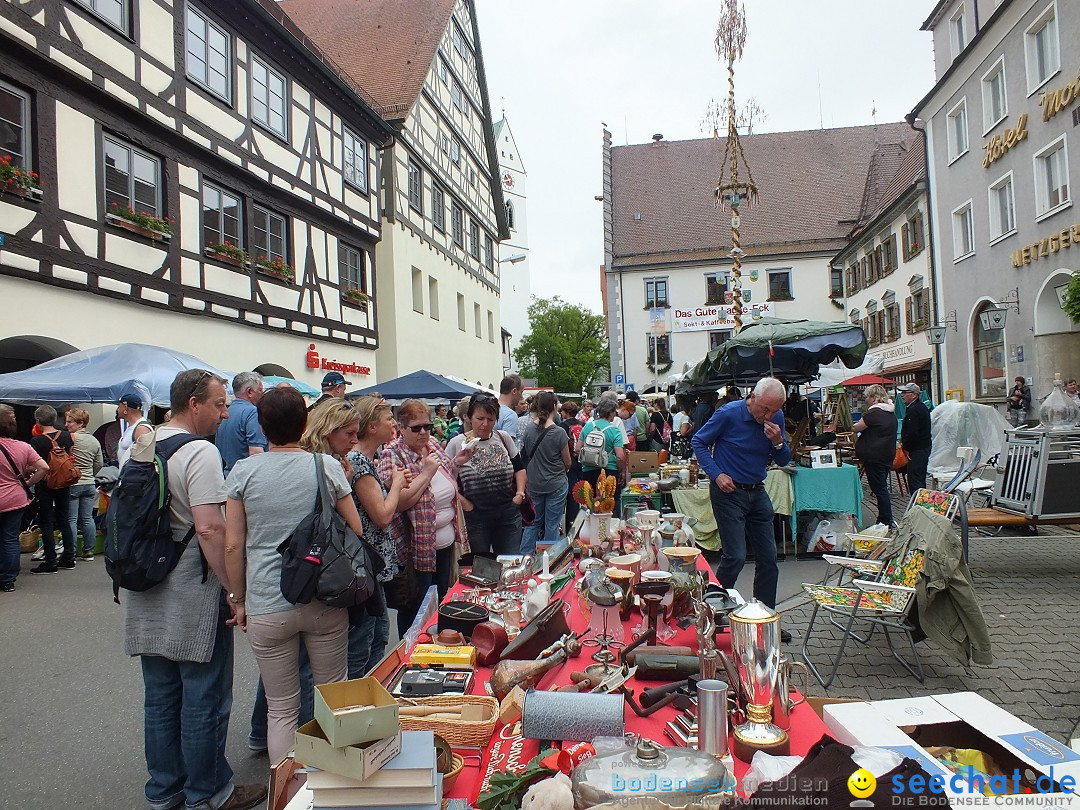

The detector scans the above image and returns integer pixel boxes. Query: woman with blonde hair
[63,407,103,559]
[301,397,404,675]
[851,384,898,528]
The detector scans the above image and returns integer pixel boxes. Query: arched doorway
[0,335,80,440]
[253,362,295,379]
[1033,269,1080,388]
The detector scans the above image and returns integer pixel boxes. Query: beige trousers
[247,601,348,763]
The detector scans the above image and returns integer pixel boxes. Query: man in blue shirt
[216,371,267,476]
[495,373,523,435]
[691,377,791,637]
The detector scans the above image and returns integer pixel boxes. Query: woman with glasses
[444,392,527,559]
[378,400,474,630]
[301,398,404,675]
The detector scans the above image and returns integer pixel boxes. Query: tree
[514,296,609,394]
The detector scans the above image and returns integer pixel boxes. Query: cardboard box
[294,720,401,781]
[823,692,1080,806]
[629,452,660,474]
[314,677,400,748]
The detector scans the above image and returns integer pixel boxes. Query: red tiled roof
[850,137,927,240]
[278,0,456,118]
[610,122,910,268]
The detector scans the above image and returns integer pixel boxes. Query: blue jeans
[463,501,521,558]
[36,483,75,564]
[521,478,569,554]
[0,507,25,585]
[68,483,97,554]
[709,482,778,608]
[864,461,894,526]
[141,614,234,810]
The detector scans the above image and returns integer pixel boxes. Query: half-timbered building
[0,0,394,390]
[280,0,510,388]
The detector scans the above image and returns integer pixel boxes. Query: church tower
[495,114,531,372]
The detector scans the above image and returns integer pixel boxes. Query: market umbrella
[261,375,320,397]
[679,319,867,393]
[840,374,896,387]
[347,369,480,405]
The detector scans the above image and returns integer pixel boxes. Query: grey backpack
[578,422,609,468]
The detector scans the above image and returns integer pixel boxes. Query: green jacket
[899,506,993,667]
[634,404,649,442]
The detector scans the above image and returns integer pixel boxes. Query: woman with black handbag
[223,387,371,765]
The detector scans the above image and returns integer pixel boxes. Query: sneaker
[30,547,45,561]
[80,552,95,561]
[31,563,58,574]
[218,783,268,810]
[0,582,14,592]
[780,629,793,644]
[57,559,77,570]
[247,737,268,753]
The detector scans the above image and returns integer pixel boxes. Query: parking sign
[615,374,625,386]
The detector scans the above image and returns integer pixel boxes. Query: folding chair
[799,489,963,688]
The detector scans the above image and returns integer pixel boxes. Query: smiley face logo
[848,768,876,799]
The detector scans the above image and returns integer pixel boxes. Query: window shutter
[905,296,912,331]
[901,223,910,262]
[888,234,898,272]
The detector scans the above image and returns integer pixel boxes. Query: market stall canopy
[840,373,896,387]
[347,369,484,405]
[679,319,867,392]
[0,343,232,407]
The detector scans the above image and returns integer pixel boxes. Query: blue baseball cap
[321,372,351,388]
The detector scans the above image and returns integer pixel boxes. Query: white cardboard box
[823,692,1080,807]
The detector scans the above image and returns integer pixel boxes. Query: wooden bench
[966,507,1080,528]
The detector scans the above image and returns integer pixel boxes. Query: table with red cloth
[408,555,830,803]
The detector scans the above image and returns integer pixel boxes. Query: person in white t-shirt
[115,391,152,468]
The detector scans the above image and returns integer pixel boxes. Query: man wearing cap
[216,372,267,477]
[116,391,152,468]
[899,383,931,492]
[307,371,351,412]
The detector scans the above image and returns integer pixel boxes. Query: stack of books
[305,730,441,809]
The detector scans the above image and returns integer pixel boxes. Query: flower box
[204,247,248,268]
[2,182,42,202]
[254,258,295,283]
[105,212,171,241]
[342,289,370,309]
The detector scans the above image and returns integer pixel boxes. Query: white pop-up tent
[0,343,232,408]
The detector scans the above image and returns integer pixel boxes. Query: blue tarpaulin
[0,343,232,407]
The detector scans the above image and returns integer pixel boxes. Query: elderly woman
[378,400,472,630]
[301,399,404,676]
[0,405,48,592]
[223,387,369,764]
[445,392,526,558]
[64,407,103,560]
[520,391,571,554]
[579,397,628,505]
[851,384,898,528]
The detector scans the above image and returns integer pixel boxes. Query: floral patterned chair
[799,489,962,687]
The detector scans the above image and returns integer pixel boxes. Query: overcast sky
[475,0,938,314]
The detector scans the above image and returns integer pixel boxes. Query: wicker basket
[396,695,498,747]
[442,753,464,795]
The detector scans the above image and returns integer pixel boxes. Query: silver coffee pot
[728,599,789,760]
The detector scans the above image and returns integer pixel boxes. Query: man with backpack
[29,405,79,574]
[120,369,267,810]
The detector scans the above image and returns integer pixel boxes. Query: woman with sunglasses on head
[301,398,404,676]
[444,392,527,559]
[377,400,474,631]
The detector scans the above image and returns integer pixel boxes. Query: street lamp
[501,253,526,264]
[925,310,957,346]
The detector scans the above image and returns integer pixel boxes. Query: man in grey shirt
[496,373,523,435]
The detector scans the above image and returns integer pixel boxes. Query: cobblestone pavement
[767,488,1080,745]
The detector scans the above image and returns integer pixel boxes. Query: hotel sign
[1039,67,1080,122]
[673,303,771,332]
[1011,223,1080,268]
[982,114,1028,169]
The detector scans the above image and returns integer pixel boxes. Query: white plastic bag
[744,751,803,794]
[806,519,837,553]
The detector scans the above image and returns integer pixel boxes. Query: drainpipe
[905,113,945,403]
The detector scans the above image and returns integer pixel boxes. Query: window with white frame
[252,203,287,266]
[830,266,844,297]
[1034,137,1070,217]
[203,181,242,249]
[767,268,793,300]
[451,80,464,111]
[468,219,480,259]
[645,277,669,308]
[988,172,1016,241]
[450,138,461,166]
[439,58,448,85]
[432,183,445,232]
[952,201,975,260]
[251,55,287,138]
[0,81,30,171]
[186,5,231,103]
[973,302,1006,398]
[947,98,969,162]
[705,273,728,304]
[981,57,1007,132]
[1025,4,1059,93]
[484,234,494,271]
[339,244,365,295]
[343,127,367,192]
[103,135,161,218]
[647,335,672,364]
[412,267,424,314]
[407,158,422,214]
[451,200,464,247]
[708,330,732,351]
[74,0,127,32]
[950,5,967,60]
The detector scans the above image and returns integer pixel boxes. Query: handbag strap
[0,442,32,498]
[314,453,336,527]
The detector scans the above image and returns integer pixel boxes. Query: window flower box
[106,211,171,241]
[254,257,295,283]
[205,242,249,268]
[1,155,42,201]
[342,288,370,309]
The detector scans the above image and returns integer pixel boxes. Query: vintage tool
[617,626,655,666]
[639,675,701,709]
[619,686,680,717]
[623,645,693,666]
[730,599,789,760]
[488,633,580,701]
[590,664,636,694]
[633,653,700,680]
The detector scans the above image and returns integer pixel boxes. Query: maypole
[714,0,758,333]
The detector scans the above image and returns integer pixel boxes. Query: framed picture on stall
[810,449,839,468]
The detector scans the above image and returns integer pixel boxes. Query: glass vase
[1039,373,1080,430]
[662,547,704,622]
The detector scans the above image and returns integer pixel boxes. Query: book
[305,731,437,790]
[311,774,442,809]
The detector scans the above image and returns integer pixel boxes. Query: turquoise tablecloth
[790,463,863,525]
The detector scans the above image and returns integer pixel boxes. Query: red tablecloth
[413,557,830,802]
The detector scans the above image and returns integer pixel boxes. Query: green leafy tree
[514,296,609,393]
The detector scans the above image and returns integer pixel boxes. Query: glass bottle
[1039,373,1080,430]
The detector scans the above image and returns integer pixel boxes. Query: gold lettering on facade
[1050,235,1060,253]
[1041,239,1049,258]
[1011,223,1080,268]
[1040,68,1080,121]
[982,114,1028,169]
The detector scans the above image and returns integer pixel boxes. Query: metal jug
[772,654,811,731]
